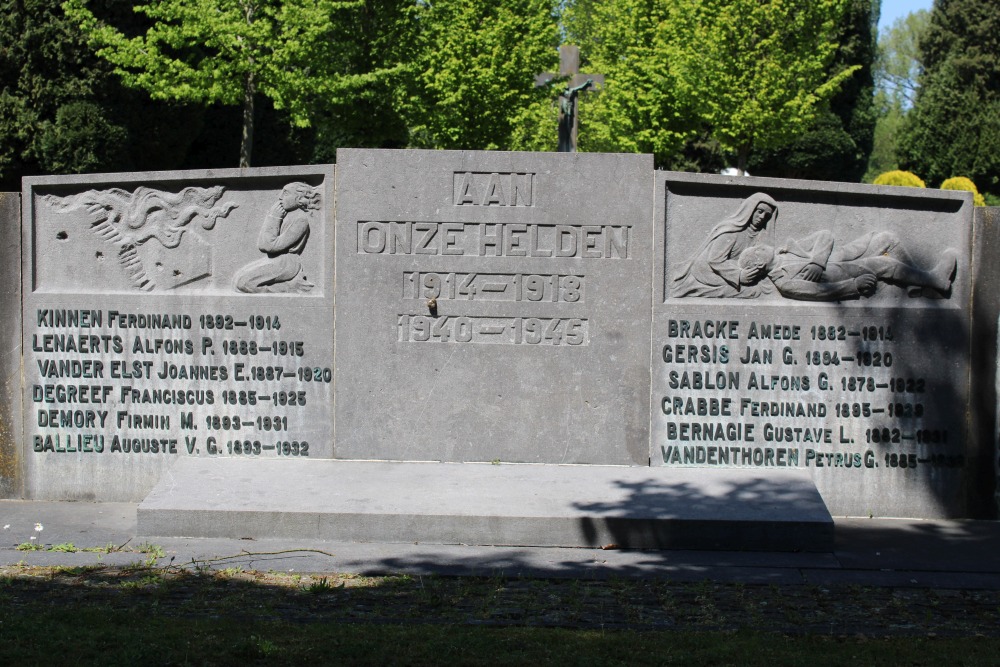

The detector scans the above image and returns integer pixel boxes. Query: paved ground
[1,500,997,589]
[3,500,999,637]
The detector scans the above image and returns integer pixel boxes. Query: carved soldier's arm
[779,230,834,282]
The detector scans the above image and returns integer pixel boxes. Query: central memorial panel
[335,149,652,464]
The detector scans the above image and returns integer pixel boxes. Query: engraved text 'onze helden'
[357,222,629,258]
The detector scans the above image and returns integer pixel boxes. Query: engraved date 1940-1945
[398,315,588,345]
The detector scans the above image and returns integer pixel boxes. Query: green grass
[13,541,133,554]
[0,564,997,665]
[0,606,996,666]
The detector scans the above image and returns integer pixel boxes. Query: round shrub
[940,176,986,206]
[873,170,927,188]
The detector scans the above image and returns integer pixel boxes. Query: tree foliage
[864,9,930,180]
[400,0,558,151]
[666,0,857,174]
[898,0,1000,196]
[562,0,697,165]
[34,100,128,173]
[60,0,558,164]
[306,0,418,160]
[64,0,408,166]
[878,9,929,110]
[0,0,209,188]
[564,0,858,173]
[7,0,882,182]
[0,0,127,186]
[750,0,878,183]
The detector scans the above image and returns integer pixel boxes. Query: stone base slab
[138,459,834,552]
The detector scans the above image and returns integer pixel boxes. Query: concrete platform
[3,501,999,588]
[138,459,834,552]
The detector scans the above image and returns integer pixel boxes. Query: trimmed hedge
[873,170,927,188]
[940,176,986,206]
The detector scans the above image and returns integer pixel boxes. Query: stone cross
[535,45,604,152]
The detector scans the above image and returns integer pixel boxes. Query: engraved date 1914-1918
[405,272,583,303]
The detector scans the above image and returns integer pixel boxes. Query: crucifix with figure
[535,45,604,152]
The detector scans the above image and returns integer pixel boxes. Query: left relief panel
[22,167,334,501]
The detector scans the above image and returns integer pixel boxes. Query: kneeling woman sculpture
[235,182,320,293]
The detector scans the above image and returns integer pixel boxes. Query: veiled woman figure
[672,192,778,298]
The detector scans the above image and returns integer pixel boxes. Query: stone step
[138,459,834,552]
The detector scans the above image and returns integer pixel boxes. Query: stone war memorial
[2,150,997,552]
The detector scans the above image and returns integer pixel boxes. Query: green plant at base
[873,170,926,188]
[305,576,340,594]
[135,542,166,558]
[940,176,986,206]
[52,564,105,576]
[15,542,44,552]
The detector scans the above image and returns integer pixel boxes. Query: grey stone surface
[834,517,1000,573]
[652,173,974,519]
[0,193,21,498]
[21,167,334,501]
[137,459,834,551]
[5,500,1000,587]
[971,207,1000,518]
[8,156,991,524]
[334,149,653,465]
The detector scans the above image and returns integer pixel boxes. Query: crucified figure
[558,78,593,152]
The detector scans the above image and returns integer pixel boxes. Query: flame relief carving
[43,186,237,291]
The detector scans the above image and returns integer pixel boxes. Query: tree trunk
[240,71,255,168]
[736,145,750,176]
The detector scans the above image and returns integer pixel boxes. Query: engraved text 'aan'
[453,172,533,207]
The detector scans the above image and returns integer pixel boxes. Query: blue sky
[878,0,933,33]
